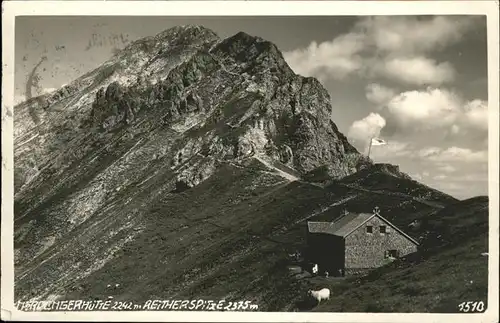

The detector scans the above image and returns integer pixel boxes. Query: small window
[366,226,373,234]
[385,250,399,258]
[379,226,387,234]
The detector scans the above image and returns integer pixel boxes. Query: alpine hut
[306,207,419,276]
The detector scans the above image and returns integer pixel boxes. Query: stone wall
[344,216,417,269]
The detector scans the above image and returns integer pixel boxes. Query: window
[379,226,387,234]
[366,226,373,234]
[385,250,399,259]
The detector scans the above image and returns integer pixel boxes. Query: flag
[371,137,387,146]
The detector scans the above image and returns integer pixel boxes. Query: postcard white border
[2,1,499,322]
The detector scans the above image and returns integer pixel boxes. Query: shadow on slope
[57,163,342,311]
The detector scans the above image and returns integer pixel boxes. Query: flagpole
[367,136,373,158]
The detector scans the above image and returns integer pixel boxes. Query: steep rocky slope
[13,26,484,312]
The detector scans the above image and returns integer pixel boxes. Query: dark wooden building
[306,208,419,276]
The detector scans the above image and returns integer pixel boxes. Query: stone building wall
[344,216,417,270]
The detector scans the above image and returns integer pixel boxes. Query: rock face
[13,26,392,307]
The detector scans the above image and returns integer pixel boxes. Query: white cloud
[454,174,489,182]
[382,88,488,140]
[437,164,457,173]
[377,144,488,199]
[425,147,488,163]
[386,88,460,128]
[365,83,395,105]
[358,137,487,199]
[370,140,410,159]
[357,16,475,54]
[283,16,477,82]
[418,146,442,158]
[427,170,488,199]
[462,99,488,131]
[376,56,455,85]
[283,33,365,80]
[450,125,460,135]
[347,112,386,144]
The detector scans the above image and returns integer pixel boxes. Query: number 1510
[458,301,486,312]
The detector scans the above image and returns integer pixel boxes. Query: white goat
[308,288,330,304]
[312,263,318,274]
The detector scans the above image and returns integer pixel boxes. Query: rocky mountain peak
[121,25,220,56]
[216,31,279,57]
[157,24,220,39]
[15,26,372,197]
[212,30,293,76]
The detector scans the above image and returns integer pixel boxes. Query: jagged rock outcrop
[367,163,413,180]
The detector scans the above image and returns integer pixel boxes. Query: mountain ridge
[14,25,372,198]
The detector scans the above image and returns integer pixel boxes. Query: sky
[14,15,489,199]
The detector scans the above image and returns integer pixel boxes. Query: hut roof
[307,211,419,245]
[308,212,372,236]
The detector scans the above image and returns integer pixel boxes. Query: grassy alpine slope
[17,157,481,312]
